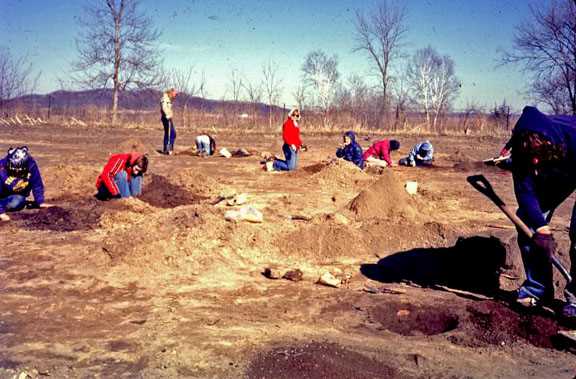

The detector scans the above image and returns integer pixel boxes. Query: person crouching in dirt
[336,131,365,169]
[399,140,433,167]
[363,139,400,168]
[160,88,177,155]
[265,108,302,172]
[195,134,216,157]
[95,153,148,200]
[506,106,576,319]
[0,146,51,222]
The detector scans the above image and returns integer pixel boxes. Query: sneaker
[517,296,538,308]
[265,161,274,172]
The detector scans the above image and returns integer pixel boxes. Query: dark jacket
[511,106,576,230]
[0,156,45,212]
[336,131,364,169]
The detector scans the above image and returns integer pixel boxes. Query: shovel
[467,174,572,283]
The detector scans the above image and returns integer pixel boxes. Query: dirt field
[1,124,576,378]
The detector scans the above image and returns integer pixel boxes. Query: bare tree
[353,0,407,119]
[198,69,208,99]
[302,50,340,126]
[74,0,162,124]
[228,68,243,102]
[406,46,461,130]
[347,74,371,127]
[502,0,576,114]
[262,59,283,128]
[242,79,263,121]
[292,83,307,112]
[0,48,37,113]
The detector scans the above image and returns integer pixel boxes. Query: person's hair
[390,140,400,151]
[512,131,565,169]
[134,155,149,174]
[209,136,216,156]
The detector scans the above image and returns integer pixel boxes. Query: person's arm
[407,144,419,164]
[382,144,392,166]
[336,147,345,158]
[353,145,365,169]
[422,146,434,161]
[28,159,45,206]
[100,156,126,197]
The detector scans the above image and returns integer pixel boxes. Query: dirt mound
[348,170,417,222]
[245,342,402,379]
[169,168,222,197]
[311,160,370,188]
[451,301,558,348]
[116,138,152,154]
[19,204,102,232]
[42,164,101,201]
[139,174,208,208]
[368,301,459,336]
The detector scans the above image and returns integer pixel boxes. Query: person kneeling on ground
[505,106,576,320]
[0,146,51,222]
[266,108,303,172]
[363,139,400,168]
[95,153,148,200]
[399,140,433,167]
[195,134,216,157]
[336,131,364,169]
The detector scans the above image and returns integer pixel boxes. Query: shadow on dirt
[361,236,507,295]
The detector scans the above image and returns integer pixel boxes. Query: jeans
[273,144,298,171]
[0,194,27,213]
[399,157,432,167]
[162,117,176,153]
[196,137,212,155]
[97,171,143,199]
[517,202,576,304]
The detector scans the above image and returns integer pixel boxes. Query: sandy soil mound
[246,342,400,379]
[42,164,101,201]
[116,138,153,154]
[169,168,222,197]
[310,160,369,188]
[347,170,417,221]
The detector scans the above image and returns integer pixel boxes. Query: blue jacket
[336,131,364,169]
[511,106,576,229]
[407,141,434,165]
[0,156,44,213]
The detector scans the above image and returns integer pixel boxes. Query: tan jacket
[160,92,173,119]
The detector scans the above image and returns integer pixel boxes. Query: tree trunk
[111,3,123,126]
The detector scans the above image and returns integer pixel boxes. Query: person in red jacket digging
[265,108,303,172]
[95,153,148,200]
[363,139,400,168]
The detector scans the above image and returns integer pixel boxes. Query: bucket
[405,181,418,195]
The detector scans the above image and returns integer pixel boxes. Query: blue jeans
[517,202,576,304]
[0,194,27,213]
[273,144,298,171]
[399,157,433,167]
[162,117,176,153]
[97,171,143,199]
[196,140,211,155]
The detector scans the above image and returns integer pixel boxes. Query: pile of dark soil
[348,170,416,221]
[139,174,208,208]
[20,203,102,232]
[245,342,403,379]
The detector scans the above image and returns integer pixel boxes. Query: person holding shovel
[507,106,576,319]
[265,108,302,172]
[95,153,148,200]
[160,88,177,155]
[0,146,52,221]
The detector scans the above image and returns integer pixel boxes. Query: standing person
[195,134,216,157]
[266,108,302,172]
[363,139,400,168]
[95,153,148,200]
[160,88,177,155]
[336,131,364,169]
[504,106,576,319]
[0,146,51,222]
[399,140,434,167]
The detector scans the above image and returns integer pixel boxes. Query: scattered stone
[317,272,341,288]
[283,269,303,282]
[263,267,283,279]
[333,213,349,225]
[227,193,248,206]
[219,148,232,158]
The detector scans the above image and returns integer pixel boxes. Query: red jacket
[282,117,302,148]
[362,139,392,166]
[96,152,142,196]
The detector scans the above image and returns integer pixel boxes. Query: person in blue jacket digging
[336,131,364,169]
[0,146,52,222]
[507,106,576,320]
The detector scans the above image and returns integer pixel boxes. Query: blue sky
[1,0,537,111]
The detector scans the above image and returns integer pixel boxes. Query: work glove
[532,232,556,258]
